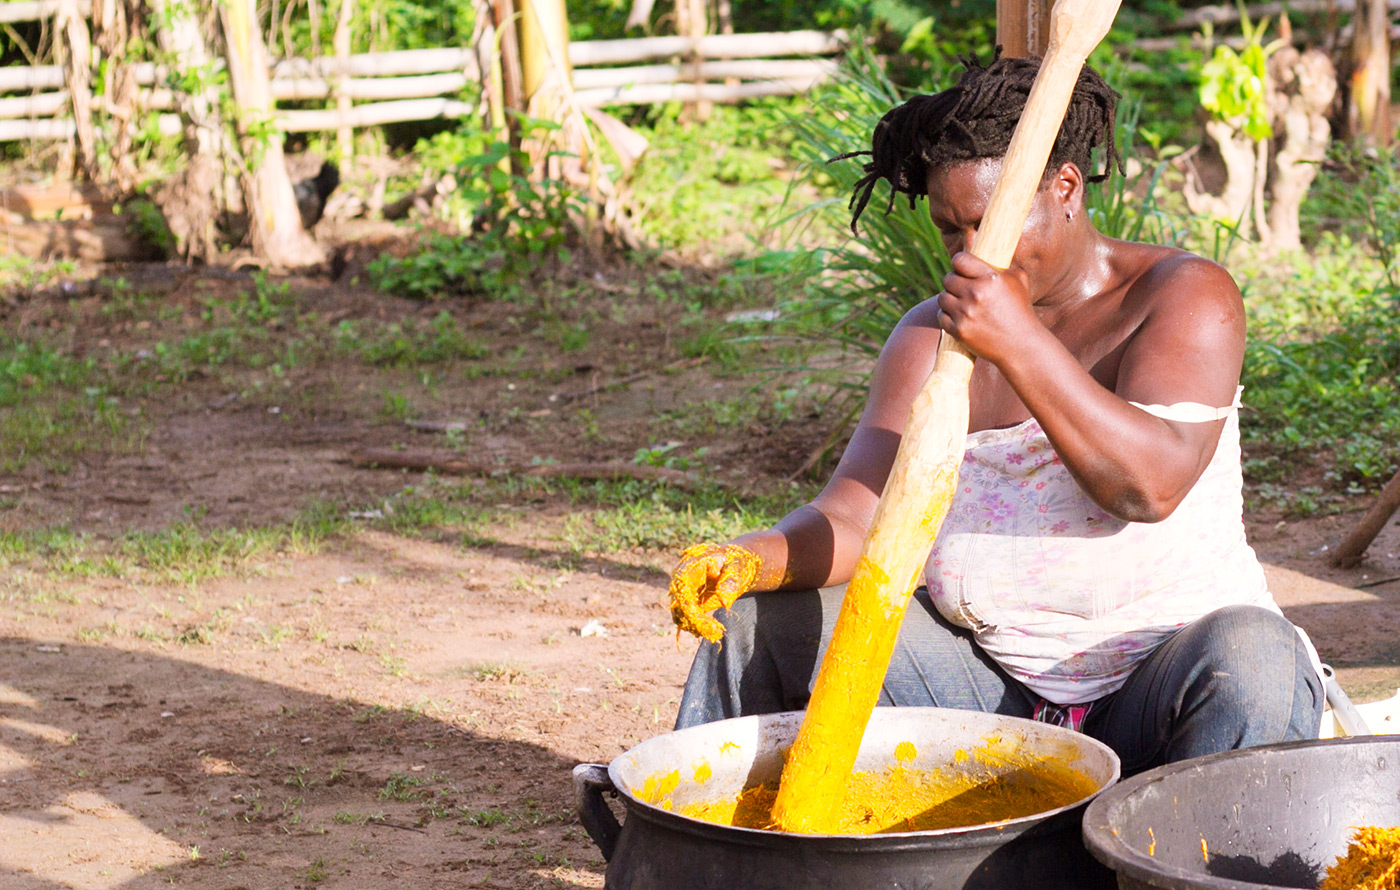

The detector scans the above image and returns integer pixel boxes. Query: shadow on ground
[0,636,601,889]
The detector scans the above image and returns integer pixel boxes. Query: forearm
[996,328,1210,521]
[731,502,872,592]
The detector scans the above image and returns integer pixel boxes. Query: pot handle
[573,762,622,861]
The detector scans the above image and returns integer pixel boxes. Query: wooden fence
[0,14,846,142]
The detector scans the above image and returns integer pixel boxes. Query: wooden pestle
[768,0,1124,834]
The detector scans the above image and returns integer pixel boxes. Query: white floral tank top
[924,388,1284,705]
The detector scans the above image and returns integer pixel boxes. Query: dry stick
[1331,466,1400,568]
[767,0,1124,835]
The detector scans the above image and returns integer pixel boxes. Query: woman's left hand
[937,251,1044,365]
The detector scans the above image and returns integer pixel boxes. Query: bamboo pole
[276,97,475,132]
[572,57,837,89]
[573,77,825,107]
[568,30,846,65]
[0,0,92,23]
[766,0,1124,835]
[0,91,69,119]
[493,0,524,113]
[334,0,355,168]
[271,48,479,79]
[998,0,1053,57]
[1171,0,1400,31]
[269,72,471,101]
[0,118,78,140]
[0,66,66,92]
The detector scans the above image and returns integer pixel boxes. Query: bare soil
[1,263,1397,889]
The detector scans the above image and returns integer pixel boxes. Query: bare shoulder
[1112,244,1246,407]
[1123,245,1245,322]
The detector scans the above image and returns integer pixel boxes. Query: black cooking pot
[1083,735,1400,889]
[575,707,1121,890]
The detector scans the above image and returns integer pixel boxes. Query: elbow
[1102,484,1187,524]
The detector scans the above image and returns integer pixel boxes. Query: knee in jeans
[1193,605,1298,662]
[1187,605,1310,701]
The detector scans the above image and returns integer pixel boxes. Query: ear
[1048,161,1086,213]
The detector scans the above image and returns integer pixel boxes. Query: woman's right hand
[668,542,761,643]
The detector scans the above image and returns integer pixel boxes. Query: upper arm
[1114,254,1246,482]
[809,300,945,530]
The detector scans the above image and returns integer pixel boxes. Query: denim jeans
[675,586,1323,774]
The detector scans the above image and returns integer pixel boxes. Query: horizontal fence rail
[0,27,849,141]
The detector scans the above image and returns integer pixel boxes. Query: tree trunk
[220,0,326,268]
[150,0,237,261]
[1267,46,1336,250]
[492,0,525,114]
[1185,117,1262,240]
[55,0,97,179]
[519,0,576,180]
[1349,0,1391,144]
[92,0,141,192]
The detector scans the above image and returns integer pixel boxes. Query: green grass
[334,311,489,367]
[1,504,347,584]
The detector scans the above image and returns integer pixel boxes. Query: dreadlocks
[841,55,1123,233]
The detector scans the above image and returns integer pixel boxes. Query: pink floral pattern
[924,407,1280,705]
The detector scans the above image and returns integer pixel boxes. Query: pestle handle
[768,0,1124,835]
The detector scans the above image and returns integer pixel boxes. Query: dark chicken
[294,161,340,230]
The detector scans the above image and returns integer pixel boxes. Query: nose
[942,227,975,257]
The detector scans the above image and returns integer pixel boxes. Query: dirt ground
[1,262,1398,889]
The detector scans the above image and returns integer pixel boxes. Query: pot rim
[609,708,1121,844]
[1081,735,1400,890]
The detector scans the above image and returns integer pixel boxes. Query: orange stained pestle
[1320,826,1400,890]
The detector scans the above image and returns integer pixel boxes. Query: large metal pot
[1083,736,1400,889]
[574,707,1121,890]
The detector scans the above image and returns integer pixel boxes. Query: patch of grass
[379,772,426,802]
[461,661,529,683]
[562,499,784,552]
[0,256,78,291]
[0,336,145,472]
[305,858,329,883]
[467,808,509,827]
[333,811,385,825]
[334,312,489,368]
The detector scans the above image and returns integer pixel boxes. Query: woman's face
[925,158,1080,300]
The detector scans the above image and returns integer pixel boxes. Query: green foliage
[1303,142,1400,277]
[1084,95,1184,247]
[369,121,586,300]
[1243,286,1400,491]
[1197,7,1283,141]
[768,45,954,400]
[625,99,798,250]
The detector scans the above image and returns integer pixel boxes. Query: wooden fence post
[1349,0,1392,144]
[997,0,1052,57]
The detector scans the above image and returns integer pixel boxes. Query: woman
[667,56,1322,774]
